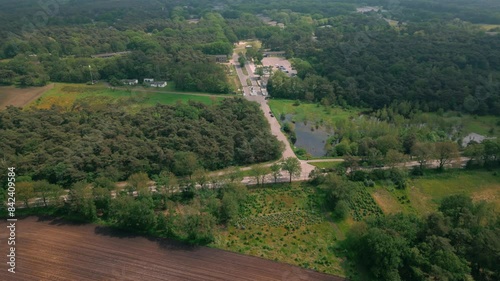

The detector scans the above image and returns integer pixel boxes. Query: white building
[150,81,167,88]
[121,79,138,85]
[144,78,154,83]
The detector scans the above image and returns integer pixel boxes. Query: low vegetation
[213,183,345,276]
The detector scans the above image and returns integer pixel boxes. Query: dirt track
[0,217,344,281]
[0,84,53,109]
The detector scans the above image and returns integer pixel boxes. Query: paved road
[231,42,316,181]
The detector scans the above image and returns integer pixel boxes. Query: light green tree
[281,157,302,183]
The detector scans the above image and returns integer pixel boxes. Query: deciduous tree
[281,157,302,183]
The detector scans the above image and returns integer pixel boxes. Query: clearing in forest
[213,183,349,277]
[28,83,226,111]
[370,170,500,216]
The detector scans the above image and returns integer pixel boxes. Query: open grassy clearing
[212,182,386,276]
[269,100,500,138]
[211,183,346,276]
[268,99,360,129]
[226,64,243,93]
[370,170,500,216]
[28,83,226,111]
[421,111,500,137]
[475,24,500,31]
[309,162,343,170]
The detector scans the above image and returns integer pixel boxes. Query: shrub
[334,200,350,219]
[364,179,375,187]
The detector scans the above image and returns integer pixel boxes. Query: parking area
[261,57,297,77]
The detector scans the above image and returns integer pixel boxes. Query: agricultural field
[268,99,360,129]
[0,217,342,281]
[371,170,500,216]
[0,84,53,109]
[211,182,383,277]
[28,83,226,111]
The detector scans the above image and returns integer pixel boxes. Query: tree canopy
[0,99,282,186]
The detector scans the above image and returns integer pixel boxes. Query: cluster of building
[121,78,167,88]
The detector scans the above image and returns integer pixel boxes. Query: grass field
[371,170,500,216]
[212,183,346,276]
[422,112,500,138]
[475,24,500,31]
[309,161,344,170]
[269,100,500,138]
[227,64,243,93]
[268,99,360,129]
[28,83,227,111]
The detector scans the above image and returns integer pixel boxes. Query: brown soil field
[0,84,53,109]
[0,217,344,281]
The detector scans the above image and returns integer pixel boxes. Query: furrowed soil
[0,84,53,109]
[0,217,343,281]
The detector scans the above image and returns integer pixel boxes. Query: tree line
[5,170,251,245]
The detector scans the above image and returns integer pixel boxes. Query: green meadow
[28,83,228,111]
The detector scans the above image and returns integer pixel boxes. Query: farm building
[144,78,154,83]
[149,81,167,88]
[121,79,138,85]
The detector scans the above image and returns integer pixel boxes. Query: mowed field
[28,83,227,111]
[371,170,500,216]
[0,84,54,109]
[0,217,343,281]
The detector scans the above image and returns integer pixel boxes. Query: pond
[284,114,333,157]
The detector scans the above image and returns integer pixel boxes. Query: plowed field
[0,217,344,281]
[0,84,53,109]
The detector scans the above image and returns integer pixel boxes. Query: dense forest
[345,194,499,281]
[0,98,283,187]
[266,14,500,115]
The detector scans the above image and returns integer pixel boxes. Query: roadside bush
[410,166,424,176]
[363,179,375,187]
[369,169,389,181]
[349,170,369,182]
[389,168,408,189]
[333,200,350,219]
